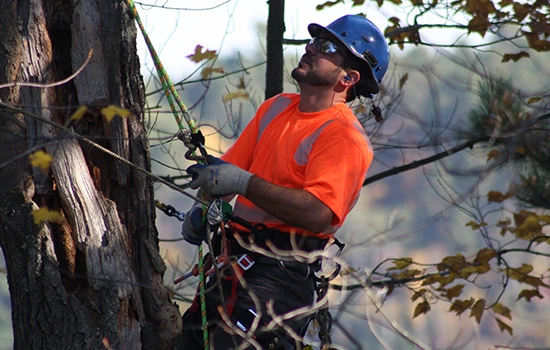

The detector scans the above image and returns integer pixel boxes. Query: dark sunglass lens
[317,38,338,54]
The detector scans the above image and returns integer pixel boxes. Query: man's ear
[341,71,360,85]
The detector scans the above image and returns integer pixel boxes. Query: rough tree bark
[0,1,181,349]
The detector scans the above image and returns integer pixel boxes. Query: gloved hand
[186,156,253,198]
[181,203,207,245]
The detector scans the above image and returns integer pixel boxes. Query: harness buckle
[237,254,255,271]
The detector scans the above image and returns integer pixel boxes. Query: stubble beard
[291,64,342,87]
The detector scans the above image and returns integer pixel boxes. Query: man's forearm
[245,176,333,233]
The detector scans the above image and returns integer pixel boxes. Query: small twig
[0,49,93,90]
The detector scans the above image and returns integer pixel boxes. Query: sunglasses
[309,37,340,55]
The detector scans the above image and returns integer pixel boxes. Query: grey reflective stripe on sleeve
[294,120,334,166]
[353,119,373,154]
[257,96,292,142]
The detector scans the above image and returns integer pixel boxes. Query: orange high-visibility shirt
[221,93,373,238]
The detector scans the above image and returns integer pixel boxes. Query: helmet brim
[308,23,379,94]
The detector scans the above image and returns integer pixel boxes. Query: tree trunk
[0,1,181,349]
[265,0,285,99]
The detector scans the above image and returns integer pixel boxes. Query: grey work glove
[186,156,253,198]
[181,202,207,245]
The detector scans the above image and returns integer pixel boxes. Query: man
[179,14,390,349]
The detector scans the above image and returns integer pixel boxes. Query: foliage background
[1,0,549,348]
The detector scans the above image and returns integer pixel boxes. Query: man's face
[291,36,346,87]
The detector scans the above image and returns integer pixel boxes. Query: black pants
[180,260,316,350]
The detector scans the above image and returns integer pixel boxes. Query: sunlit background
[1,0,549,349]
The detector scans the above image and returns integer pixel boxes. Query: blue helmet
[308,15,390,95]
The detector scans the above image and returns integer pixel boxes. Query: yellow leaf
[100,105,133,123]
[502,51,530,63]
[513,263,533,275]
[487,190,513,203]
[496,318,513,336]
[469,299,485,324]
[522,30,550,51]
[468,15,491,37]
[186,45,217,63]
[508,265,548,288]
[31,208,65,225]
[413,300,430,318]
[411,288,427,302]
[398,73,408,91]
[68,106,88,123]
[513,3,531,22]
[201,67,224,79]
[444,284,464,300]
[492,303,512,320]
[515,216,542,240]
[465,221,487,230]
[486,149,501,162]
[388,17,400,26]
[390,269,421,280]
[29,150,54,171]
[449,298,474,316]
[354,104,367,115]
[459,264,490,279]
[517,288,543,302]
[421,274,443,286]
[515,147,525,155]
[438,254,467,273]
[236,77,246,90]
[387,258,413,270]
[527,96,541,104]
[474,248,497,265]
[436,275,456,288]
[222,90,249,103]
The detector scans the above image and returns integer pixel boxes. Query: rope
[125,1,216,348]
[0,101,207,205]
[126,0,197,134]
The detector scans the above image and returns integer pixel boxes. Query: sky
[134,0,391,77]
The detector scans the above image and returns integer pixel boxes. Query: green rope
[126,0,199,134]
[126,1,209,347]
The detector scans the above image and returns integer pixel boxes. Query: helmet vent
[362,35,371,43]
[341,32,348,37]
[363,50,378,68]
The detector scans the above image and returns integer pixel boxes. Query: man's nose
[305,40,316,54]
